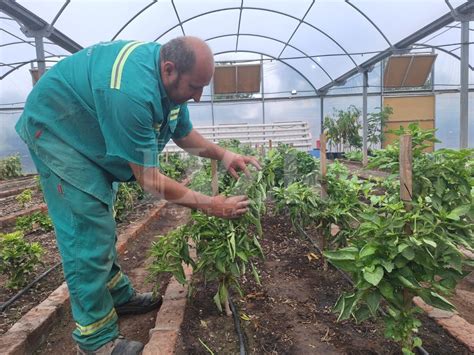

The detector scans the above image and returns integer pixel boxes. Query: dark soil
[0,193,166,336]
[0,188,44,218]
[35,202,190,354]
[177,205,470,355]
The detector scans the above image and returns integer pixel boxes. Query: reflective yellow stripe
[107,271,123,290]
[75,308,117,336]
[113,42,145,90]
[169,108,180,121]
[110,41,139,89]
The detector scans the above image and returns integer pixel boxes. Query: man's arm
[174,129,261,179]
[129,162,249,218]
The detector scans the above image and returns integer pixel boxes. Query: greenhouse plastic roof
[1,0,473,95]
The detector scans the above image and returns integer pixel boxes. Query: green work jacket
[16,40,193,206]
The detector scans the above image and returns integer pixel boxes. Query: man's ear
[162,61,177,81]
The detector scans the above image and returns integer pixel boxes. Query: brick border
[0,200,167,355]
[0,204,48,228]
[143,246,196,355]
[414,297,474,352]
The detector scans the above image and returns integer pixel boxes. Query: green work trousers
[30,151,134,351]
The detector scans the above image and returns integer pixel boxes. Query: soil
[34,202,190,354]
[0,175,37,194]
[0,188,44,218]
[0,193,169,336]
[176,205,470,355]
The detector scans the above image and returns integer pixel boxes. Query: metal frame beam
[460,19,469,148]
[0,0,82,53]
[206,33,333,82]
[319,1,474,93]
[154,6,359,68]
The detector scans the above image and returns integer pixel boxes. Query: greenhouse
[0,0,473,354]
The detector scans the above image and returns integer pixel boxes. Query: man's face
[166,70,207,104]
[162,59,214,105]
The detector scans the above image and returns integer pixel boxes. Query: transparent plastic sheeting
[1,0,471,92]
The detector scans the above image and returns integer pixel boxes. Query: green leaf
[447,205,471,221]
[236,251,248,262]
[428,291,455,311]
[381,260,394,273]
[422,238,437,248]
[324,247,358,261]
[366,291,381,316]
[359,244,377,259]
[402,247,415,260]
[363,266,384,286]
[213,291,222,312]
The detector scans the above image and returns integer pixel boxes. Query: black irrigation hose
[0,261,62,313]
[229,296,248,355]
[294,222,430,355]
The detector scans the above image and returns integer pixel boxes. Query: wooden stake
[399,135,413,207]
[320,133,327,199]
[165,151,169,163]
[320,132,328,270]
[211,160,218,196]
[269,139,273,149]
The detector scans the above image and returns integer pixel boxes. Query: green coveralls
[15,40,193,351]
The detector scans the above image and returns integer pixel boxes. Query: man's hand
[222,151,261,179]
[201,195,250,219]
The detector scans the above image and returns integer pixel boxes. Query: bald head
[160,36,214,75]
[160,36,214,104]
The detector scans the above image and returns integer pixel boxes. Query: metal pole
[261,55,265,125]
[363,71,368,166]
[34,35,46,77]
[460,19,469,149]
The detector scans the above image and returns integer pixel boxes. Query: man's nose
[192,89,203,102]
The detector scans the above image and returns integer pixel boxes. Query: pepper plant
[324,141,473,354]
[0,231,44,289]
[149,149,275,315]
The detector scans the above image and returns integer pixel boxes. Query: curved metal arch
[112,0,157,41]
[0,55,67,80]
[206,33,333,82]
[412,42,474,70]
[152,6,358,67]
[213,49,318,94]
[344,0,391,47]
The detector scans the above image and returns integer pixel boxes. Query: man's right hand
[202,195,250,219]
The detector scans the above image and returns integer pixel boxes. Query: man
[16,36,260,354]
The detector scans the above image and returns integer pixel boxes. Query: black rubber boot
[115,292,163,316]
[77,336,143,355]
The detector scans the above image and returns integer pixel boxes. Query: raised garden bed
[0,189,44,218]
[0,190,165,336]
[34,203,190,354]
[175,205,470,354]
[0,175,38,198]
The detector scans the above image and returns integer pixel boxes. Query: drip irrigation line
[0,261,62,313]
[293,222,429,354]
[228,296,248,355]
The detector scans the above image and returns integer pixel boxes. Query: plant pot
[326,152,343,160]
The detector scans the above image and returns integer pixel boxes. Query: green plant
[15,211,53,234]
[0,231,44,289]
[114,182,144,222]
[344,151,363,162]
[0,154,22,180]
[324,144,473,354]
[367,106,393,149]
[323,106,362,152]
[15,189,33,207]
[150,156,276,315]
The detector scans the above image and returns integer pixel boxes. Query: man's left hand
[222,151,261,179]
